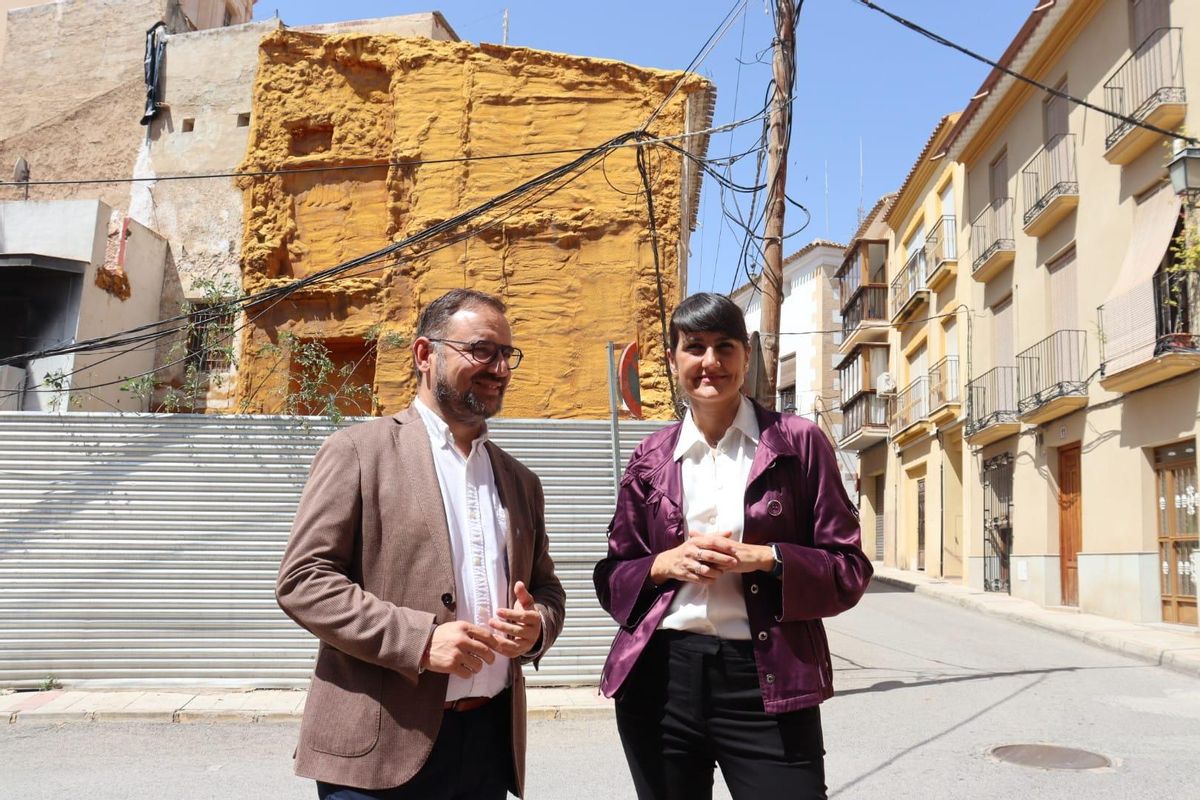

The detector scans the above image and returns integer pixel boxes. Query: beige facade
[734,240,857,491]
[856,0,1199,627]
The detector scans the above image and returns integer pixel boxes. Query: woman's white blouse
[659,395,759,640]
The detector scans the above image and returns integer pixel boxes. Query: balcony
[924,215,957,292]
[1099,270,1200,393]
[891,375,931,448]
[840,284,889,352]
[839,392,889,452]
[965,366,1020,446]
[890,249,928,323]
[971,198,1015,283]
[928,355,961,426]
[1016,330,1088,425]
[1104,28,1187,165]
[1021,134,1079,237]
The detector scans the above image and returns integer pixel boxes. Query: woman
[594,292,872,800]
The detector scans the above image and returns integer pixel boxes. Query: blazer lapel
[391,406,455,589]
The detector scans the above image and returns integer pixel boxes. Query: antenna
[857,137,865,227]
[824,159,830,238]
[502,9,509,45]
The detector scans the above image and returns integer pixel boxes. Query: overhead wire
[853,0,1199,147]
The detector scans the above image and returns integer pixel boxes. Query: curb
[871,571,1200,679]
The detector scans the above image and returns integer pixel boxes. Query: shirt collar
[672,395,760,461]
[414,397,490,452]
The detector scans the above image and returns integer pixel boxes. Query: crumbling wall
[236,30,710,419]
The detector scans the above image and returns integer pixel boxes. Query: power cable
[853,0,1199,147]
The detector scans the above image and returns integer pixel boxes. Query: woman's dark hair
[668,292,750,350]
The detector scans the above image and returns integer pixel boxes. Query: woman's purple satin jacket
[593,402,873,714]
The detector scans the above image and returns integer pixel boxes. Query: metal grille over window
[186,304,235,373]
[982,453,1014,594]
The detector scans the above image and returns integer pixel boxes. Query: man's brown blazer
[276,406,565,795]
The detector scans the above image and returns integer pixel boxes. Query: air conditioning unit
[876,371,897,396]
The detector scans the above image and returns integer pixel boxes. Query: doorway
[1058,444,1083,606]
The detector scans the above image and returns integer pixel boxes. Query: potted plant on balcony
[1162,139,1200,352]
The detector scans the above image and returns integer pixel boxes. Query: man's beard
[434,371,504,423]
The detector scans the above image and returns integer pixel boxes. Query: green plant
[39,676,62,691]
[276,332,378,425]
[40,369,71,412]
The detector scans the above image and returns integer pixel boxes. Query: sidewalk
[5,571,1197,724]
[872,564,1200,678]
[0,685,612,724]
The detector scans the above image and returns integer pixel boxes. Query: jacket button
[757,631,768,641]
[749,583,759,594]
[765,673,775,683]
[441,593,454,609]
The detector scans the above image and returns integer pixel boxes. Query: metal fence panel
[0,412,668,688]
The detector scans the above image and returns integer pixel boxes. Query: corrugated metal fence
[0,412,666,688]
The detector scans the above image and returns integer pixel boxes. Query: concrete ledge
[871,566,1200,679]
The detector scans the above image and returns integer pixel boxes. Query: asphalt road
[3,583,1197,799]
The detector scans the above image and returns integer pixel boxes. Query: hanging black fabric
[139,22,167,126]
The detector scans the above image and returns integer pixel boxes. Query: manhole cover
[989,744,1111,771]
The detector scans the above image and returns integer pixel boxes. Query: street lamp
[1167,145,1200,202]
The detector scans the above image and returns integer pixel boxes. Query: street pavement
[2,574,1198,798]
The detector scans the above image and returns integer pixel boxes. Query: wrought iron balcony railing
[966,366,1018,435]
[891,249,927,317]
[1099,269,1200,374]
[1016,330,1088,415]
[842,392,888,439]
[891,375,929,435]
[929,355,960,409]
[1021,134,1078,228]
[971,198,1014,273]
[1103,28,1186,151]
[925,215,957,269]
[841,284,888,339]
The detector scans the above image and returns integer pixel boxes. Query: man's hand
[422,621,500,678]
[649,533,740,585]
[488,581,543,658]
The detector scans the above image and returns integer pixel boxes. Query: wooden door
[1059,444,1083,606]
[1156,442,1198,625]
[917,478,927,571]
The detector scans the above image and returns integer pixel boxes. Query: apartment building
[865,0,1198,626]
[879,114,967,577]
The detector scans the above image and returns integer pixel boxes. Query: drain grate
[989,744,1111,771]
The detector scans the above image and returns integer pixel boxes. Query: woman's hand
[689,530,775,575]
[649,533,739,585]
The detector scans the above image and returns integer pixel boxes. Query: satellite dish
[876,371,897,395]
[13,157,29,183]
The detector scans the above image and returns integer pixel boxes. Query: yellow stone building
[233,30,714,419]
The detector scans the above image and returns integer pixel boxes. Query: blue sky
[255,1,1033,294]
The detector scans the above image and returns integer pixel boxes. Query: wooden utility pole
[759,0,795,410]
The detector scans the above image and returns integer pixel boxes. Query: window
[185,303,235,373]
[993,296,1015,367]
[779,385,797,413]
[1043,80,1070,143]
[1131,0,1169,48]
[989,150,1008,204]
[237,113,250,127]
[1047,248,1079,331]
[181,118,195,133]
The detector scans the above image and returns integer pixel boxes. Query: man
[277,288,565,800]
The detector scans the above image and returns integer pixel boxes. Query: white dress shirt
[659,395,759,640]
[414,398,511,700]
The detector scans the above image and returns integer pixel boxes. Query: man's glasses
[428,338,524,370]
